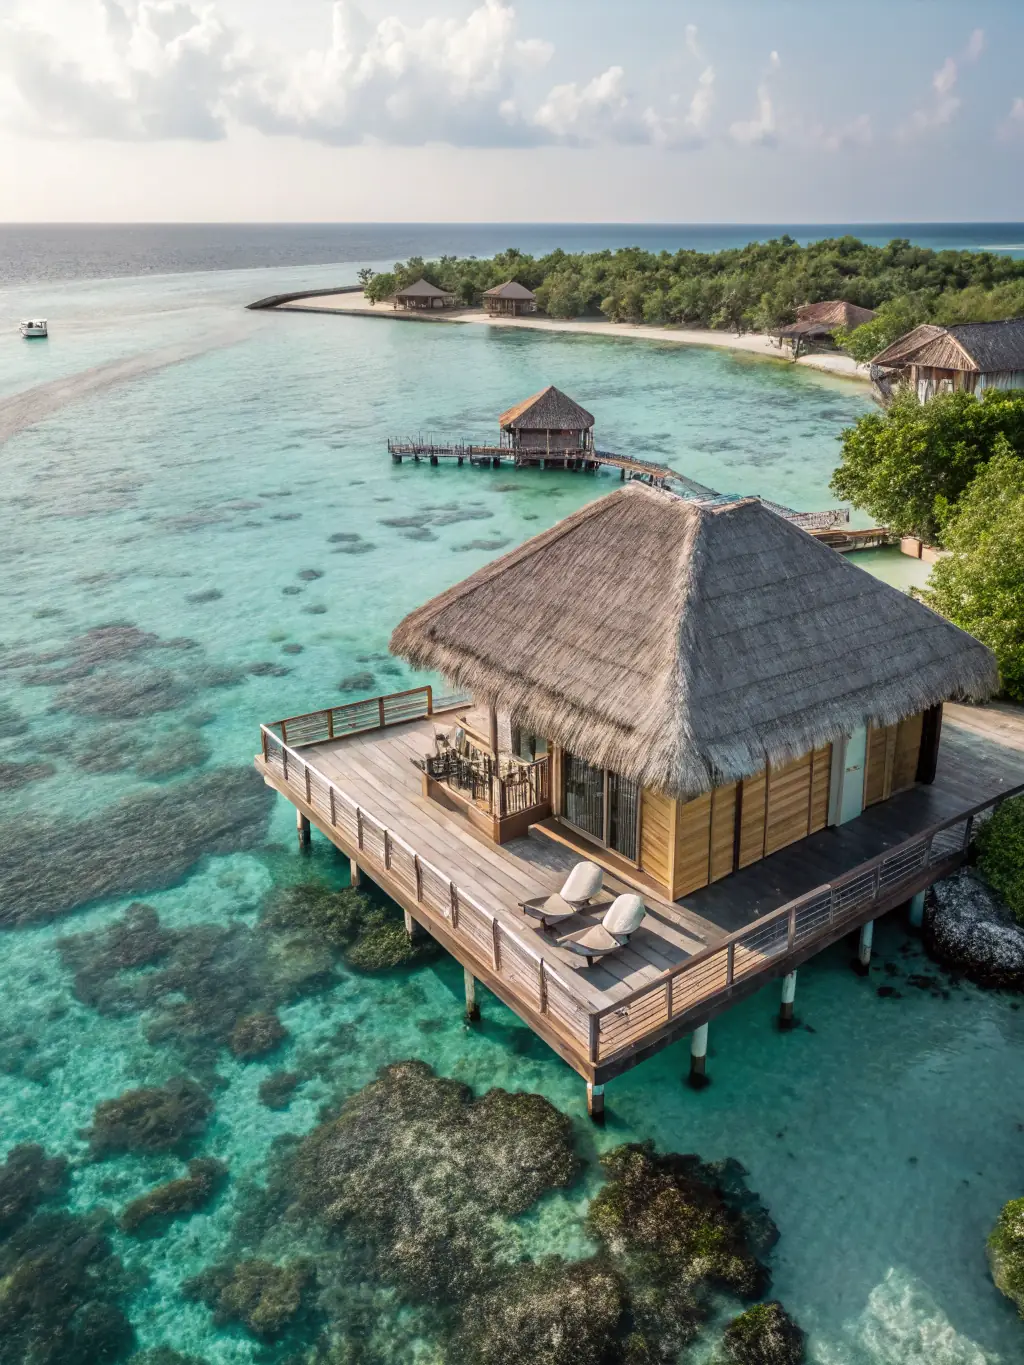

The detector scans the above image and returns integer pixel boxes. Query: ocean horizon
[4,220,1024,287]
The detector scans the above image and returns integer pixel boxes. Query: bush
[920,445,1024,699]
[975,796,1024,924]
[988,1196,1024,1315]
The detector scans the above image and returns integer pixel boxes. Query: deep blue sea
[3,221,1024,286]
[0,226,1021,1365]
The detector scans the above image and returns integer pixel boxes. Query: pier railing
[259,727,592,1052]
[590,782,1024,1066]
[262,686,470,751]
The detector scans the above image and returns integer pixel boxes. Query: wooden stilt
[404,909,418,939]
[464,968,480,1022]
[349,857,361,888]
[296,809,311,851]
[687,1023,710,1089]
[586,1081,605,1123]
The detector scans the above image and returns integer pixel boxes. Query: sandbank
[277,291,870,383]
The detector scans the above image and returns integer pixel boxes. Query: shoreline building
[871,318,1024,402]
[498,385,595,462]
[391,278,456,311]
[482,280,538,316]
[776,300,876,358]
[257,486,1011,1117]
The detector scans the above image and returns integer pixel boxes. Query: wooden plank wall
[864,713,924,807]
[639,788,675,891]
[709,783,739,883]
[738,771,768,869]
[673,793,712,897]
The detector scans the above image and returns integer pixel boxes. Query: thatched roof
[394,278,455,300]
[499,386,595,431]
[391,484,997,800]
[873,318,1024,372]
[483,280,537,300]
[797,300,877,329]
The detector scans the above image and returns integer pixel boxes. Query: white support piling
[908,891,925,929]
[586,1081,605,1122]
[855,919,874,975]
[688,1022,710,1089]
[464,968,480,1022]
[779,971,797,1030]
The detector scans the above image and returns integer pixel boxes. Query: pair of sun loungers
[518,860,646,968]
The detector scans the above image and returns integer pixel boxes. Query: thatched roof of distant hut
[872,318,1024,372]
[391,484,996,800]
[483,280,537,300]
[778,300,877,338]
[394,278,455,301]
[499,385,594,431]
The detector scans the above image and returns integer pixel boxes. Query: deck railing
[262,686,470,752]
[259,726,592,1053]
[590,782,1024,1066]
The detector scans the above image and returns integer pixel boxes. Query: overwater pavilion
[392,278,456,311]
[498,385,595,465]
[257,485,1022,1117]
[483,280,538,316]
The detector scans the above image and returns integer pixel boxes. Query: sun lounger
[563,893,646,967]
[519,860,604,928]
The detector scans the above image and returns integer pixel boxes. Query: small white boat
[20,319,48,339]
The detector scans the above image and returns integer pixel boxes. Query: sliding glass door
[563,751,639,862]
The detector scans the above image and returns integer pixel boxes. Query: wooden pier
[387,439,679,484]
[257,686,1024,1091]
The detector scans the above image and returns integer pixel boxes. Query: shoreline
[271,291,871,383]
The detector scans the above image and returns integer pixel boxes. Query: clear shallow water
[0,270,1015,1364]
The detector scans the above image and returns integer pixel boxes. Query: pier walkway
[256,687,1024,1088]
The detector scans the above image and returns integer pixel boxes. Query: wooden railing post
[327,709,335,740]
[449,882,459,927]
[282,745,289,781]
[280,720,289,744]
[304,764,312,804]
[491,917,501,970]
[963,814,974,851]
[261,728,268,762]
[538,959,548,1013]
[356,808,364,851]
[787,903,797,950]
[378,697,386,728]
[426,686,433,716]
[414,855,423,902]
[329,787,336,826]
[383,830,392,869]
[726,942,735,984]
[589,1013,599,1064]
[665,976,674,1020]
[871,864,881,901]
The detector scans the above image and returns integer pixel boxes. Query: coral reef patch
[84,1078,213,1157]
[722,1301,806,1364]
[183,1258,315,1340]
[923,870,1024,990]
[119,1158,228,1236]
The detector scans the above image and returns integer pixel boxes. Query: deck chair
[563,894,646,968]
[519,860,604,929]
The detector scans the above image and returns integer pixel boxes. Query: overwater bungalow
[871,317,1024,402]
[257,485,1018,1117]
[498,385,595,461]
[482,280,538,316]
[776,300,876,358]
[392,278,457,311]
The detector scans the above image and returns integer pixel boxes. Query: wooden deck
[256,693,1024,1086]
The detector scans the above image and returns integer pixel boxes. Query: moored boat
[20,319,48,338]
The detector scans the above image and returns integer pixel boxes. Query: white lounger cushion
[560,860,603,905]
[603,893,646,936]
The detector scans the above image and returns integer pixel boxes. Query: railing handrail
[593,779,1024,1024]
[269,685,441,735]
[259,726,590,1022]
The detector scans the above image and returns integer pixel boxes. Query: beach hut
[497,385,595,462]
[776,301,877,358]
[392,278,456,311]
[482,280,538,316]
[870,318,1024,402]
[391,483,995,897]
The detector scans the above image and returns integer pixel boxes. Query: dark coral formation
[130,1350,210,1365]
[0,1144,69,1236]
[0,1208,136,1365]
[183,1258,315,1340]
[989,1196,1024,1316]
[85,1078,213,1157]
[69,722,210,781]
[924,870,1024,990]
[119,1158,227,1236]
[0,768,273,926]
[0,759,56,792]
[229,1012,287,1060]
[291,1060,579,1303]
[262,882,437,973]
[258,1071,300,1110]
[722,1302,806,1365]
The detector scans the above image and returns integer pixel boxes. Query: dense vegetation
[363,236,1024,337]
[974,795,1024,924]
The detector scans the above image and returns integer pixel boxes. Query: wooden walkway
[256,693,1024,1085]
[387,440,681,485]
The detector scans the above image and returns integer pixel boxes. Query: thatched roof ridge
[796,300,877,329]
[498,385,595,431]
[395,278,455,299]
[483,280,537,300]
[873,318,1024,372]
[390,485,997,799]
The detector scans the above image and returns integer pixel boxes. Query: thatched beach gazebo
[392,483,995,896]
[871,318,1024,402]
[776,300,876,357]
[483,280,538,316]
[392,278,456,311]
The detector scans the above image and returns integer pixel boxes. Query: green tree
[837,295,934,362]
[919,443,1024,701]
[831,389,1024,542]
[364,271,396,304]
[356,267,376,288]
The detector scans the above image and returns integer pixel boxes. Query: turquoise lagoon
[0,267,1018,1364]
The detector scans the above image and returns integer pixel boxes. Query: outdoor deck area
[256,689,1024,1087]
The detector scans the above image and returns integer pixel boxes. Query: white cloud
[730,52,779,146]
[685,23,701,60]
[902,29,985,139]
[998,95,1024,141]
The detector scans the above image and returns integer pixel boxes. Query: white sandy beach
[280,291,870,382]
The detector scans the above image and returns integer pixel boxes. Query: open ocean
[0,224,1022,1365]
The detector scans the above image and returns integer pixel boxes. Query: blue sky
[0,0,1022,221]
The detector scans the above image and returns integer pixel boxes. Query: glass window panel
[608,771,640,861]
[564,751,604,841]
